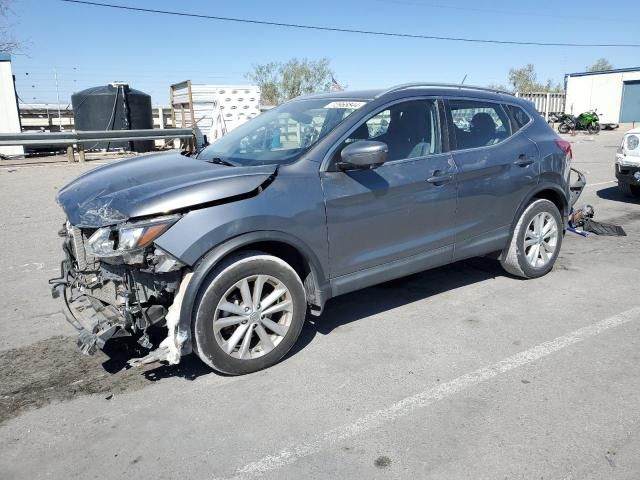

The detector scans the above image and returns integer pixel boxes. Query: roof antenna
[460,74,467,87]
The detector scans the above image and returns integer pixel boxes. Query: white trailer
[170,81,261,148]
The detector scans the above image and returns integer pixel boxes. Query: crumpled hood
[58,151,277,227]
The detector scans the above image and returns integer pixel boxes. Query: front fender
[155,172,327,266]
[153,168,328,336]
[176,230,330,343]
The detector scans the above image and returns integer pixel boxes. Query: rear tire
[192,251,307,375]
[500,199,563,279]
[619,182,640,198]
[558,123,570,134]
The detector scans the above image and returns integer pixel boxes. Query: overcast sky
[8,0,640,106]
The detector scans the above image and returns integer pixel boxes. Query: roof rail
[375,83,513,98]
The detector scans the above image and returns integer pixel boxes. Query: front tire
[587,123,600,134]
[192,251,307,375]
[501,199,563,279]
[558,123,570,134]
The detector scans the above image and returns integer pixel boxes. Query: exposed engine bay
[49,222,191,364]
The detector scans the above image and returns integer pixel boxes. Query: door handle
[427,171,453,185]
[514,154,535,167]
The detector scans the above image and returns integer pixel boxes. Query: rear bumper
[569,167,586,208]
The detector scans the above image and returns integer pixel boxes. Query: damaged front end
[49,154,278,365]
[49,219,192,365]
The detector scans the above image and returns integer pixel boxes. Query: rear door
[445,99,539,259]
[321,98,458,281]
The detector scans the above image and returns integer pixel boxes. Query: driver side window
[342,100,441,162]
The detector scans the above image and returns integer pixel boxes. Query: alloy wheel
[524,212,558,268]
[213,275,293,360]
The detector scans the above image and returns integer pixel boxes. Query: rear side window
[447,100,511,150]
[505,104,531,132]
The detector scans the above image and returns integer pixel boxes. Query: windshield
[198,98,367,166]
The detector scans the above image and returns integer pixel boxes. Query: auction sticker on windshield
[324,101,367,109]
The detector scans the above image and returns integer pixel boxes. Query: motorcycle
[557,110,601,134]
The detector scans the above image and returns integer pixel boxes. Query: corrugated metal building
[565,67,640,124]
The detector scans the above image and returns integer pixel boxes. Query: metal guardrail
[0,128,194,162]
[0,128,193,146]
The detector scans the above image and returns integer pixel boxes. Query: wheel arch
[177,231,330,343]
[509,185,568,241]
[531,187,567,218]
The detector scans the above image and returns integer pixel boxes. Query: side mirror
[338,140,388,170]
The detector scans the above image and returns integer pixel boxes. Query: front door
[321,99,458,285]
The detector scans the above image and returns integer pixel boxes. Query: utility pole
[54,68,62,131]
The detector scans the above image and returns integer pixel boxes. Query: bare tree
[586,58,613,72]
[246,58,335,105]
[0,0,19,53]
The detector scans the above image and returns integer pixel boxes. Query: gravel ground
[0,130,639,480]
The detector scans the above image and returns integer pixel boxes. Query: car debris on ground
[569,204,626,237]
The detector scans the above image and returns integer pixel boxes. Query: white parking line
[215,306,640,480]
[585,180,616,188]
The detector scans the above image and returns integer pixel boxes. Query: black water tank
[72,84,154,152]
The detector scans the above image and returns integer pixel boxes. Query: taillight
[555,138,573,162]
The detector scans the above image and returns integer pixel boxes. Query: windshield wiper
[206,157,237,167]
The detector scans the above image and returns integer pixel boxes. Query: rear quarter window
[505,104,531,132]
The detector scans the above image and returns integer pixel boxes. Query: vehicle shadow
[100,332,214,380]
[285,256,504,359]
[597,185,640,205]
[100,256,504,381]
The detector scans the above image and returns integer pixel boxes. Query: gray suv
[51,83,583,375]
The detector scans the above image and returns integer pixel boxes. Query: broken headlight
[87,215,180,258]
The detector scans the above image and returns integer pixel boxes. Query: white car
[616,128,640,198]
